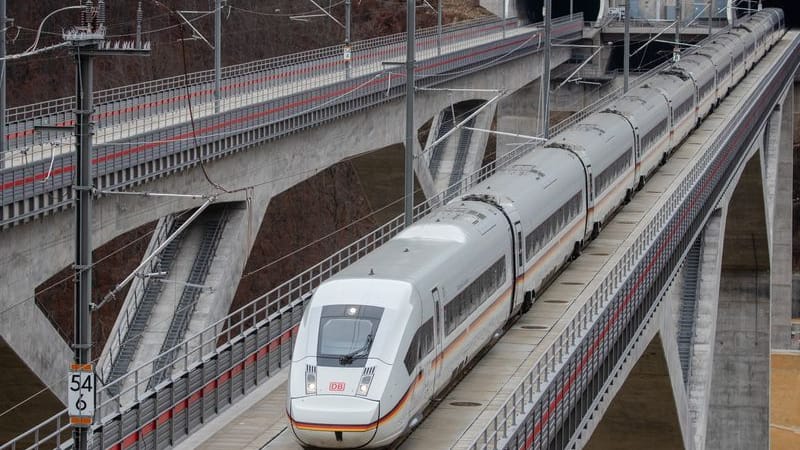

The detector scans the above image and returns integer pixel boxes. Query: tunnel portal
[516,0,602,24]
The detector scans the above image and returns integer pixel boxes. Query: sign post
[68,364,95,427]
[64,3,149,447]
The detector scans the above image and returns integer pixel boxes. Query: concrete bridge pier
[701,82,794,450]
[764,83,794,350]
[0,301,71,404]
[99,196,269,401]
[495,79,543,157]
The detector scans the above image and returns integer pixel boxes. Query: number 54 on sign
[68,364,95,427]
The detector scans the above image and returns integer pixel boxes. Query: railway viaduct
[1,2,798,449]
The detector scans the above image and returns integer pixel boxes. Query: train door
[586,170,595,233]
[511,220,524,313]
[430,287,444,395]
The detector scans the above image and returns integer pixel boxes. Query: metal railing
[678,234,704,385]
[97,215,174,384]
[1,15,521,166]
[0,14,584,230]
[149,207,230,388]
[604,17,728,30]
[467,31,798,450]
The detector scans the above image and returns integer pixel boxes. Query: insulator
[97,0,106,27]
[136,1,143,48]
[81,1,93,28]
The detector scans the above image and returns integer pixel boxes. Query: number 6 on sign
[68,364,95,427]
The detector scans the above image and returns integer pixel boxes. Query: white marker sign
[68,364,95,427]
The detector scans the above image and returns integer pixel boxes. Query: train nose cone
[289,395,380,448]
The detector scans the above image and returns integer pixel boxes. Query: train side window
[420,319,434,358]
[404,331,420,374]
[443,258,506,337]
[525,191,582,261]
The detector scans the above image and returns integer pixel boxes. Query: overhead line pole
[502,0,507,38]
[136,1,143,48]
[346,0,352,77]
[214,0,222,113]
[438,0,443,54]
[404,0,415,227]
[64,3,149,447]
[674,0,681,62]
[0,0,6,168]
[708,0,712,35]
[73,35,94,450]
[540,0,551,137]
[71,7,96,450]
[624,0,630,92]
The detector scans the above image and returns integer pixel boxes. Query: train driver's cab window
[317,304,384,367]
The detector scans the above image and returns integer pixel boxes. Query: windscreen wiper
[339,334,373,365]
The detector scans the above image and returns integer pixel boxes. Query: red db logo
[329,381,346,391]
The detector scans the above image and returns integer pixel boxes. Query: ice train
[287,9,785,448]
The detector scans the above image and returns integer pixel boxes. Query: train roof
[463,147,585,226]
[740,10,777,31]
[328,200,509,289]
[602,86,669,131]
[711,32,744,49]
[673,54,715,83]
[694,41,733,66]
[725,27,755,46]
[545,112,634,170]
[640,72,694,104]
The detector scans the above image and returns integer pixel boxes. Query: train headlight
[305,366,317,395]
[357,367,375,396]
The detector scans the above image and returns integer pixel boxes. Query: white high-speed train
[287,9,784,448]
